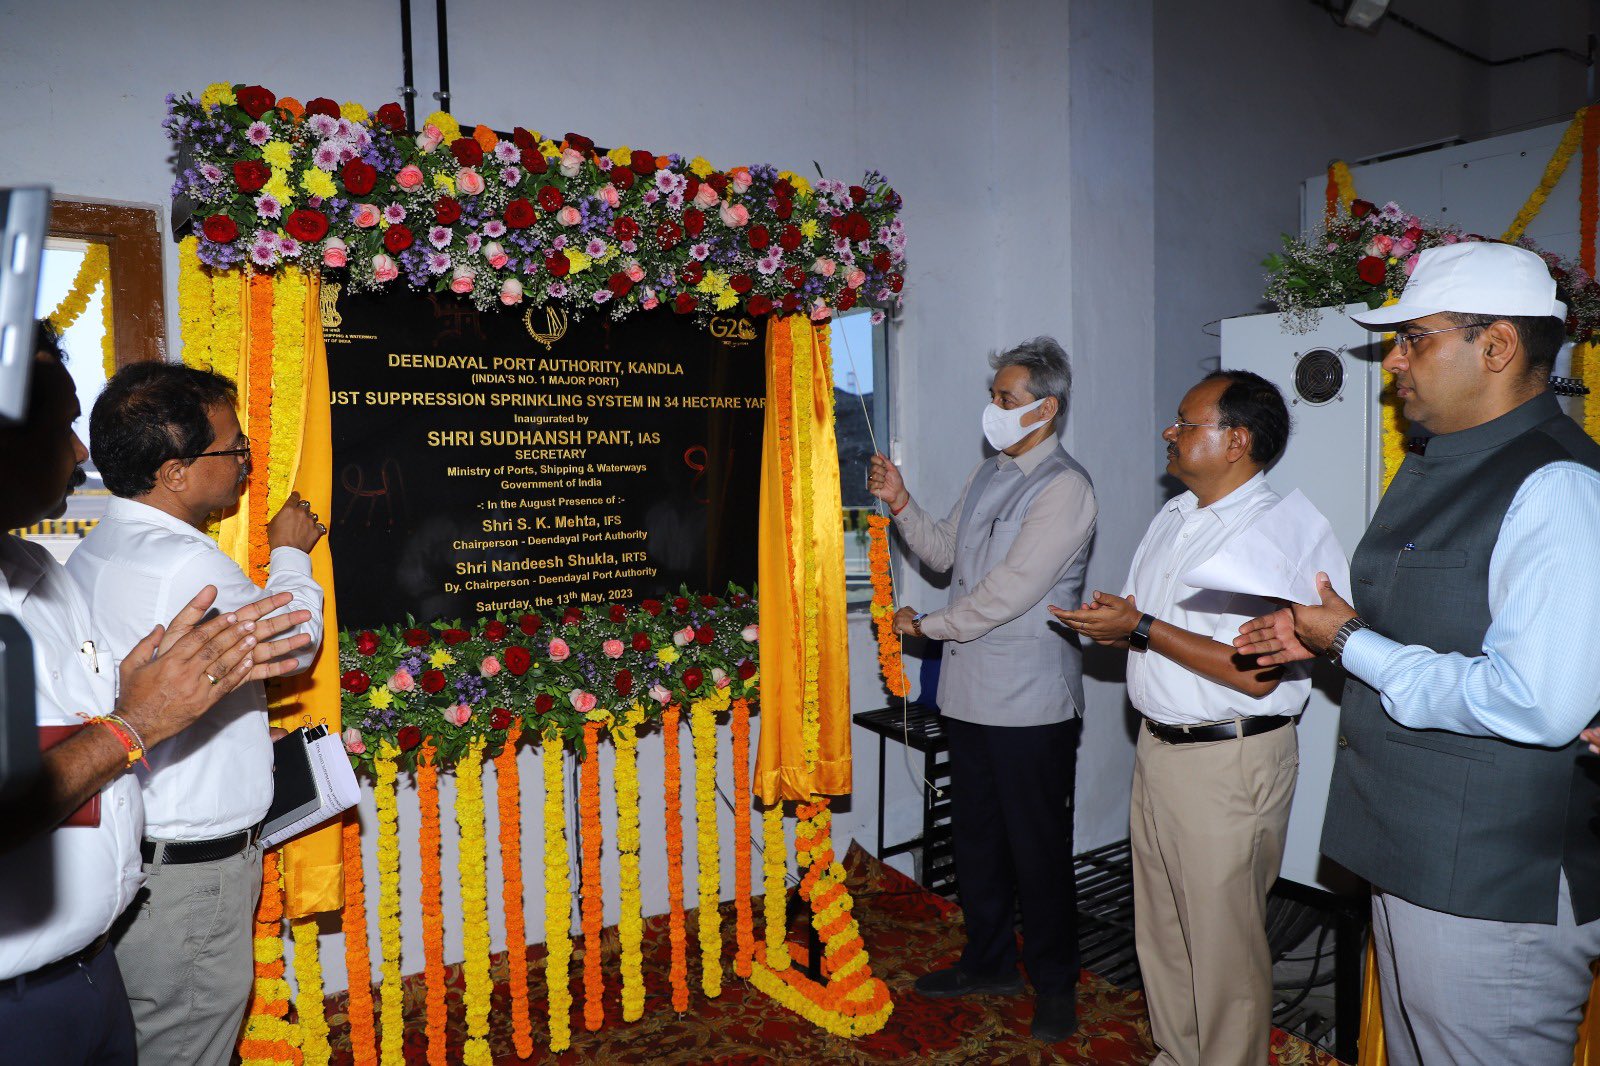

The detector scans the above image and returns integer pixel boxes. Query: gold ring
[205,671,221,685]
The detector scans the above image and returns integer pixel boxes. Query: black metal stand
[1270,876,1369,1065]
[851,701,955,896]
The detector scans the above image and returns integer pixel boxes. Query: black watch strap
[1128,613,1156,652]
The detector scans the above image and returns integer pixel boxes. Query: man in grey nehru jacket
[869,336,1096,1045]
[1238,242,1600,1066]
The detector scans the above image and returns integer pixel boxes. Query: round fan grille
[1293,348,1344,405]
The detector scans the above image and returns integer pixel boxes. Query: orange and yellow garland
[1504,108,1588,242]
[761,802,790,971]
[339,816,378,1066]
[493,725,534,1058]
[662,704,690,1012]
[291,916,330,1065]
[690,693,727,999]
[541,737,574,1052]
[580,721,606,1032]
[238,851,301,1064]
[613,706,647,1022]
[415,742,448,1066]
[866,515,909,697]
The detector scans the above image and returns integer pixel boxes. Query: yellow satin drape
[753,315,852,802]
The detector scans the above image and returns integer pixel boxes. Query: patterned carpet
[321,845,1345,1064]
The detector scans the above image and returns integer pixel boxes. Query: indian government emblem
[523,305,569,350]
[319,282,343,329]
[708,315,758,345]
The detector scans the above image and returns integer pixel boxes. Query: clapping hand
[1050,592,1139,647]
[1235,572,1354,665]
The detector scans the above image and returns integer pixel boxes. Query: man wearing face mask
[868,336,1096,1044]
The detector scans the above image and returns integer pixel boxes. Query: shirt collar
[1164,470,1270,525]
[0,534,49,603]
[104,496,217,545]
[1001,432,1060,475]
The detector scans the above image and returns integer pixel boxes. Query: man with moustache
[1054,370,1309,1066]
[1236,242,1600,1066]
[68,363,325,1066]
[868,336,1095,1044]
[0,325,313,1063]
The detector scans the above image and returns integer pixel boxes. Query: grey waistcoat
[1321,392,1600,924]
[937,444,1093,728]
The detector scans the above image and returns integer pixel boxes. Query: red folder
[39,725,102,828]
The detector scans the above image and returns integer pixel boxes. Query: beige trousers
[1130,721,1298,1066]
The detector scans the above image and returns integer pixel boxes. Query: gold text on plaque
[523,306,569,350]
[708,315,757,344]
[320,282,343,329]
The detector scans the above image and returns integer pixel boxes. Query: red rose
[285,209,329,243]
[729,274,753,294]
[694,625,715,645]
[784,265,806,288]
[700,595,719,608]
[434,197,462,225]
[682,208,706,237]
[384,225,414,253]
[630,149,657,175]
[656,221,683,248]
[375,103,407,130]
[673,293,698,315]
[505,646,532,676]
[747,225,770,250]
[563,606,583,625]
[849,185,868,204]
[356,630,380,655]
[615,669,633,697]
[707,173,729,194]
[450,137,483,167]
[202,214,239,244]
[613,216,640,242]
[342,160,377,196]
[305,97,341,119]
[845,212,871,242]
[747,294,773,316]
[730,592,750,606]
[607,272,633,297]
[773,199,794,220]
[774,178,794,198]
[1351,199,1375,218]
[489,707,512,730]
[684,176,701,200]
[672,597,690,613]
[442,628,470,646]
[341,669,371,694]
[631,631,651,652]
[233,160,270,193]
[887,272,904,293]
[420,669,446,694]
[537,186,564,212]
[835,287,857,312]
[682,667,704,692]
[483,620,508,643]
[608,604,627,623]
[397,725,423,751]
[546,252,571,277]
[236,85,276,120]
[513,126,536,150]
[873,251,892,272]
[737,659,757,681]
[403,627,431,647]
[534,693,555,714]
[519,613,543,635]
[564,132,595,154]
[782,293,801,313]
[778,225,802,252]
[520,148,548,174]
[682,261,705,286]
[610,166,635,190]
[641,599,663,616]
[504,198,536,229]
[1357,256,1388,286]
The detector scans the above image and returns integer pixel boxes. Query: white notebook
[261,724,361,850]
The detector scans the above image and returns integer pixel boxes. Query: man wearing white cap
[1237,241,1600,1066]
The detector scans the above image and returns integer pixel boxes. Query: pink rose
[446,703,472,726]
[450,266,476,294]
[693,184,719,210]
[416,124,444,152]
[673,626,694,647]
[388,667,414,691]
[559,147,585,177]
[456,168,485,196]
[499,278,524,305]
[396,164,424,189]
[372,253,399,283]
[485,240,509,269]
[812,257,836,277]
[322,237,348,268]
[810,300,831,321]
[480,655,501,678]
[342,727,366,755]
[740,624,759,643]
[641,296,659,311]
[548,637,571,661]
[719,202,750,228]
[1391,236,1416,258]
[712,667,729,689]
[599,184,621,209]
[730,170,752,194]
[1366,234,1394,258]
[625,262,646,283]
[1404,254,1420,276]
[569,689,598,714]
[602,639,625,659]
[648,683,672,705]
[556,205,582,227]
[353,203,380,228]
[846,268,866,289]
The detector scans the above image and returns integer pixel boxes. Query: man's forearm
[1148,620,1282,697]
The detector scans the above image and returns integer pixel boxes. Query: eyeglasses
[1168,418,1226,431]
[175,444,253,461]
[1392,323,1475,350]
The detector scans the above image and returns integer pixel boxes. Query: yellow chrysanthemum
[608,145,633,167]
[301,168,337,201]
[537,139,559,158]
[200,82,236,110]
[689,156,715,178]
[715,290,739,311]
[368,687,394,710]
[424,110,461,143]
[262,142,293,170]
[565,249,593,274]
[779,170,813,196]
[341,101,369,123]
[430,648,456,668]
[696,270,729,295]
[656,646,679,665]
[800,219,820,240]
[433,173,456,194]
[263,174,294,209]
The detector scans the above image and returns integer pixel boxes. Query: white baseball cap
[1348,242,1566,328]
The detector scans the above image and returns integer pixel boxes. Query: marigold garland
[1376,293,1408,494]
[730,697,756,978]
[339,816,378,1066]
[46,241,109,336]
[177,236,213,372]
[613,706,647,1022]
[1504,108,1587,242]
[415,741,448,1066]
[210,264,242,396]
[793,321,821,769]
[541,737,574,1052]
[455,737,492,1066]
[662,704,690,1011]
[761,801,790,971]
[690,694,726,998]
[246,273,275,584]
[1580,107,1600,442]
[1327,161,1356,223]
[239,850,302,1064]
[579,721,606,1031]
[291,916,330,1066]
[492,725,534,1057]
[866,516,909,697]
[98,253,116,382]
[772,335,802,656]
[373,743,403,1066]
[268,266,307,515]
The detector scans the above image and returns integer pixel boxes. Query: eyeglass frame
[1167,418,1228,431]
[1391,322,1476,350]
[173,444,254,461]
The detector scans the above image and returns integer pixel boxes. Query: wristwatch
[911,612,926,638]
[1327,616,1370,666]
[1127,613,1156,652]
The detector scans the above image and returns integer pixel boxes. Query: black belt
[0,932,110,992]
[1145,715,1293,745]
[141,827,257,866]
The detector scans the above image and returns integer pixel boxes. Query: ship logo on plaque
[320,282,343,329]
[523,306,570,350]
[708,315,758,345]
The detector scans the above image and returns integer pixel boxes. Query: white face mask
[982,397,1048,451]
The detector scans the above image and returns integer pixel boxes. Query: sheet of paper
[1180,489,1351,606]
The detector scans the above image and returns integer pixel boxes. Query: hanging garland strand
[579,721,606,1032]
[541,737,574,1053]
[1580,106,1600,442]
[731,697,756,978]
[177,236,213,371]
[373,744,403,1066]
[46,242,109,334]
[415,742,448,1066]
[761,801,790,971]
[456,738,493,1066]
[291,917,330,1065]
[339,816,378,1066]
[1504,109,1587,242]
[613,706,647,1022]
[867,516,909,697]
[238,850,300,1064]
[662,704,690,1012]
[492,725,534,1058]
[691,692,727,998]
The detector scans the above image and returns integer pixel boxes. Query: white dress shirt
[66,498,323,840]
[0,536,144,980]
[1125,473,1311,726]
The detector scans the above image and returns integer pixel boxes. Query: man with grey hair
[869,336,1097,1044]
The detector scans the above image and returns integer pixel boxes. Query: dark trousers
[0,938,137,1064]
[944,714,1081,996]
